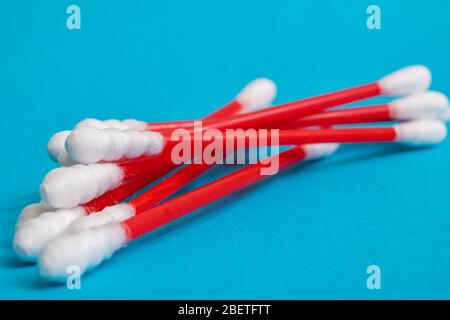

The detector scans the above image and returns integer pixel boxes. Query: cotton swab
[48,79,277,166]
[286,91,449,127]
[14,79,277,260]
[160,119,445,147]
[16,202,52,228]
[38,157,171,208]
[268,119,447,145]
[38,143,339,280]
[65,66,432,164]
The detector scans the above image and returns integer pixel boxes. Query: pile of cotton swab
[13,66,449,282]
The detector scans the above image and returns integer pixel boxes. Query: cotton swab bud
[40,163,124,208]
[394,119,447,145]
[13,207,86,261]
[47,131,71,162]
[39,222,127,281]
[16,202,52,229]
[47,119,148,165]
[235,78,277,112]
[67,203,135,233]
[302,143,340,160]
[75,118,148,131]
[388,91,449,120]
[377,65,432,96]
[39,144,339,280]
[65,127,164,164]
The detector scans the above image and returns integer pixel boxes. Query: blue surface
[1,0,450,299]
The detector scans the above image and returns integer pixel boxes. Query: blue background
[1,0,449,299]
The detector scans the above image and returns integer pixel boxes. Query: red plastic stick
[160,126,397,152]
[145,84,381,132]
[147,101,243,132]
[201,83,381,131]
[129,161,221,213]
[123,146,308,239]
[270,127,396,144]
[285,104,391,127]
[145,103,390,131]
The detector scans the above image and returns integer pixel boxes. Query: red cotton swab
[38,143,340,280]
[285,91,449,128]
[135,120,449,152]
[14,79,277,261]
[65,66,432,165]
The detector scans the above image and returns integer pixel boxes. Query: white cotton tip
[16,202,53,229]
[236,78,277,112]
[75,118,148,131]
[40,163,123,209]
[389,91,449,120]
[48,119,148,165]
[66,126,164,164]
[303,143,340,160]
[47,131,76,166]
[67,203,135,233]
[377,65,431,96]
[13,207,86,262]
[394,119,447,146]
[47,131,71,161]
[39,222,127,281]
